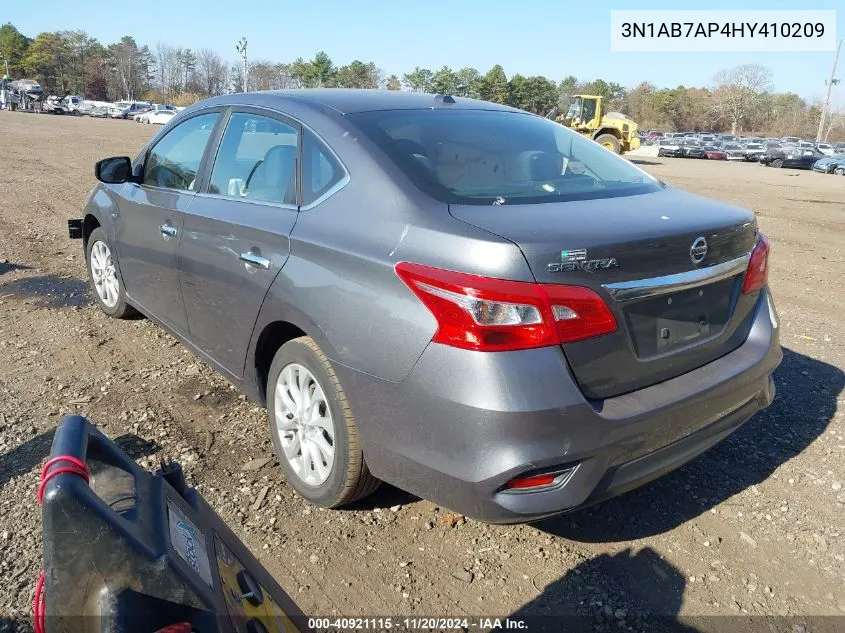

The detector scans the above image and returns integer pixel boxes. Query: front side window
[208,112,298,205]
[348,109,662,205]
[143,112,219,191]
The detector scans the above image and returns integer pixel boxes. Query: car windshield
[348,109,662,205]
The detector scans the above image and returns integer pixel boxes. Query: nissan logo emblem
[690,237,708,265]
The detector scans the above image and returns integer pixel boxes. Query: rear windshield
[347,109,662,205]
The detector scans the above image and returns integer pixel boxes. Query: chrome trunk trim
[603,254,750,302]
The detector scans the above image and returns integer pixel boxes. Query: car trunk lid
[449,187,760,399]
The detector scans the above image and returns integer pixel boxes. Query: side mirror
[95,156,132,184]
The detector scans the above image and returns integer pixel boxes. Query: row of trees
[1,23,840,139]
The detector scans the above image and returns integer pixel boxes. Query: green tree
[335,60,379,89]
[508,74,557,114]
[557,75,581,107]
[23,32,73,92]
[479,64,508,104]
[385,74,401,90]
[581,78,627,106]
[455,67,481,98]
[0,23,31,76]
[300,51,335,88]
[430,66,458,94]
[402,66,433,92]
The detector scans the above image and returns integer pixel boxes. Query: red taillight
[504,473,557,490]
[742,234,770,294]
[394,262,617,352]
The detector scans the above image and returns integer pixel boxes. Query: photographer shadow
[509,547,698,633]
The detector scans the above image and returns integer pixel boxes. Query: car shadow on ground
[536,347,843,542]
[0,426,160,488]
[629,159,663,166]
[0,273,89,309]
[0,261,31,277]
[508,546,698,632]
[346,482,420,511]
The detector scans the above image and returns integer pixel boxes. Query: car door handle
[160,224,178,237]
[239,252,270,270]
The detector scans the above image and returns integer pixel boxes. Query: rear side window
[208,112,298,205]
[301,132,345,206]
[348,109,661,205]
[143,112,219,191]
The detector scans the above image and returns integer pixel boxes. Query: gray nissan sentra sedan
[72,89,781,523]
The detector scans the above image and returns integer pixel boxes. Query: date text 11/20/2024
[306,617,528,630]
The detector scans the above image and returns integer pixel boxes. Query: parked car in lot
[816,143,837,156]
[60,95,84,114]
[703,145,727,160]
[678,141,707,158]
[109,101,152,119]
[133,104,177,122]
[73,90,781,523]
[138,109,177,125]
[812,154,845,174]
[656,138,682,157]
[743,142,766,162]
[760,147,824,170]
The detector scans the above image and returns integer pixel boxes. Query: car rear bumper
[337,289,781,523]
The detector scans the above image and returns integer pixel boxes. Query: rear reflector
[742,234,769,294]
[504,473,557,490]
[394,262,617,352]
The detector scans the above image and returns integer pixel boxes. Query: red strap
[33,571,45,633]
[34,456,92,632]
[37,456,90,505]
[153,623,192,633]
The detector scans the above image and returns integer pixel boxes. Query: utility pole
[816,39,842,143]
[0,54,9,77]
[235,37,248,92]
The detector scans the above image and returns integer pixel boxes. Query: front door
[178,110,300,376]
[114,111,221,333]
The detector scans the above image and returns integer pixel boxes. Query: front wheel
[267,337,381,508]
[834,167,845,176]
[594,133,621,154]
[85,227,137,318]
[771,158,784,168]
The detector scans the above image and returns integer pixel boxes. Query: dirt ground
[1,113,844,631]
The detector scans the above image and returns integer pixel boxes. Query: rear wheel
[267,336,380,508]
[595,134,621,154]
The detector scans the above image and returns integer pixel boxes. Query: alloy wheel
[273,363,336,487]
[90,240,119,308]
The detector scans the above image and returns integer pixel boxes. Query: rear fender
[241,274,341,405]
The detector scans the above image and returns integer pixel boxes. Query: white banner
[611,10,837,52]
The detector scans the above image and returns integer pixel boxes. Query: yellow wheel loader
[550,95,640,154]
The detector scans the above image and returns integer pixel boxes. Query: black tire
[267,336,380,508]
[834,167,845,176]
[594,133,621,154]
[771,158,784,168]
[85,227,137,318]
[657,149,664,157]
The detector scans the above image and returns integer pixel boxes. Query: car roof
[199,89,523,115]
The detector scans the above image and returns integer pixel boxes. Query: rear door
[177,109,301,376]
[114,110,222,333]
